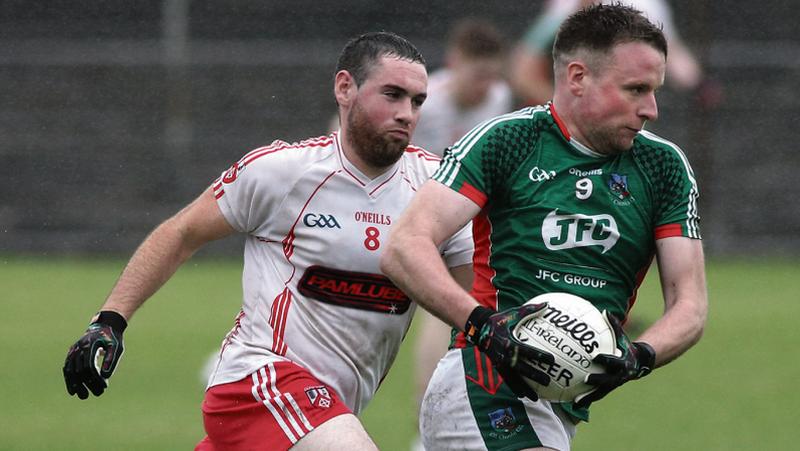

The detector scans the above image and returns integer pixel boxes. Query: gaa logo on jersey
[303,213,341,229]
[305,385,333,409]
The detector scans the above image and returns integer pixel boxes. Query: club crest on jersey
[541,210,620,254]
[303,213,341,229]
[305,385,332,409]
[608,173,630,200]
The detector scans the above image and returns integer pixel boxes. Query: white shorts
[420,347,576,451]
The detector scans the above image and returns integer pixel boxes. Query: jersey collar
[548,102,605,159]
[333,131,401,195]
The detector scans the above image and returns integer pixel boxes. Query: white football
[512,292,620,403]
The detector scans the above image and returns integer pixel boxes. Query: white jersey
[207,132,473,415]
[412,69,513,156]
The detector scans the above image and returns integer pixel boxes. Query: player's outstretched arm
[97,187,235,320]
[63,187,235,399]
[575,237,707,408]
[637,236,708,366]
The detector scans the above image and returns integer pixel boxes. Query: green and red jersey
[435,103,701,342]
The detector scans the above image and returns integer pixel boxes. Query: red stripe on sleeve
[458,182,488,208]
[655,223,683,239]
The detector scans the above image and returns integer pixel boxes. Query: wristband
[93,311,128,333]
[464,306,493,345]
[632,341,656,377]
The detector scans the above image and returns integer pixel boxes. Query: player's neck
[551,98,585,145]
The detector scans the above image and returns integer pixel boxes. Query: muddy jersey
[208,132,473,415]
[434,103,700,332]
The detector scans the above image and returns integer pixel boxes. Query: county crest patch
[488,407,517,433]
[305,385,332,409]
[608,173,630,200]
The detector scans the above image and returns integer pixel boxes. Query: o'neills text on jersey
[354,211,391,226]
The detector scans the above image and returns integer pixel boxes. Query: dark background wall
[1,0,798,256]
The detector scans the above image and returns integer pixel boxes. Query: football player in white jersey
[63,32,473,451]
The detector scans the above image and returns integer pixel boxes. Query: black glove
[574,312,655,408]
[63,311,127,399]
[465,304,555,401]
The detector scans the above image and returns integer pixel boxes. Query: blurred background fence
[1,0,798,257]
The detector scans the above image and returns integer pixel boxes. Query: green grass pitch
[1,256,797,450]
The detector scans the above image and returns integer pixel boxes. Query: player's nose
[639,92,658,122]
[394,99,414,125]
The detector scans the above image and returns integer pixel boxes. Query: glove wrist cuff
[94,310,128,333]
[464,306,493,345]
[633,341,656,377]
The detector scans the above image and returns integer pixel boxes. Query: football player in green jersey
[382,4,708,451]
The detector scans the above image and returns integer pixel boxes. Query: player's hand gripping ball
[465,303,556,401]
[512,293,620,403]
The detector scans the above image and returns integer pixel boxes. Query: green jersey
[435,103,701,337]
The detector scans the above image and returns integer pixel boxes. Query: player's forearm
[637,294,707,367]
[100,216,202,320]
[381,235,477,330]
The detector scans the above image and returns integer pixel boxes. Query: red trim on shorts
[655,223,684,239]
[457,182,488,208]
[198,361,350,451]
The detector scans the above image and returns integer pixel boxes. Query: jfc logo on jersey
[303,213,341,229]
[608,173,630,200]
[541,210,620,254]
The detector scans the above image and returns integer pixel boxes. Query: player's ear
[566,61,588,97]
[334,70,357,107]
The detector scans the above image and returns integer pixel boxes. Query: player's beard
[585,124,637,156]
[346,101,408,168]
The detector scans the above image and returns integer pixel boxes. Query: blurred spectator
[510,0,720,109]
[412,18,513,156]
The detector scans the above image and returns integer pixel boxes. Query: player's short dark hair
[553,3,667,66]
[447,18,505,59]
[335,31,425,86]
